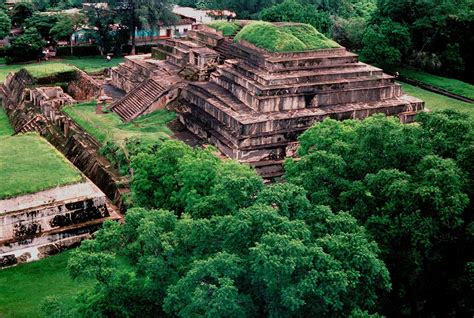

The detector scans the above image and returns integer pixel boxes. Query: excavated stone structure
[109,55,183,122]
[0,72,122,267]
[109,23,424,177]
[30,87,76,113]
[108,36,221,122]
[0,180,119,267]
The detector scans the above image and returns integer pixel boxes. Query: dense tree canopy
[24,13,59,38]
[284,112,473,316]
[7,27,47,62]
[35,139,394,317]
[0,10,10,39]
[368,0,474,80]
[58,176,390,316]
[12,2,34,26]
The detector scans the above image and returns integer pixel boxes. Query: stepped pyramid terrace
[109,21,424,177]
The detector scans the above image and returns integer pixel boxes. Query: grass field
[0,134,83,199]
[60,56,124,73]
[0,56,124,82]
[63,102,176,146]
[0,107,13,136]
[0,62,75,83]
[0,251,92,318]
[399,68,474,99]
[401,83,473,117]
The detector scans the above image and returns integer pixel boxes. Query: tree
[84,3,117,55]
[50,13,86,55]
[24,13,59,38]
[12,2,33,26]
[371,0,474,81]
[6,27,47,63]
[331,16,366,50]
[112,0,176,55]
[0,10,10,39]
[260,0,332,34]
[360,17,411,68]
[284,112,473,316]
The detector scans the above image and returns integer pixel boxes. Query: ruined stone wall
[0,69,34,109]
[68,68,101,101]
[0,191,108,243]
[3,74,128,211]
[0,182,110,267]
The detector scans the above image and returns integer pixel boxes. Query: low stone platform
[0,180,120,267]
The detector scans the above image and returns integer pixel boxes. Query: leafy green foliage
[64,174,390,316]
[24,13,59,38]
[234,21,340,52]
[284,112,473,316]
[50,13,86,41]
[331,16,366,50]
[6,27,47,63]
[0,10,10,39]
[130,141,264,213]
[360,17,411,68]
[260,0,332,34]
[372,0,474,81]
[12,2,33,26]
[207,21,240,36]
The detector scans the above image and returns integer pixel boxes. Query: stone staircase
[109,78,165,122]
[215,38,235,60]
[14,114,47,134]
[109,77,181,122]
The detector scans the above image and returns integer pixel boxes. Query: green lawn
[0,107,13,136]
[0,134,83,199]
[0,62,75,83]
[60,56,124,73]
[63,101,176,146]
[401,83,473,117]
[0,251,93,318]
[0,56,124,82]
[399,68,474,99]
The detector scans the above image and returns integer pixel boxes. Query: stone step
[215,73,402,112]
[216,63,386,91]
[223,60,382,85]
[109,77,171,122]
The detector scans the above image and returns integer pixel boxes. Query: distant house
[70,4,220,46]
[172,5,215,24]
[134,5,215,43]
